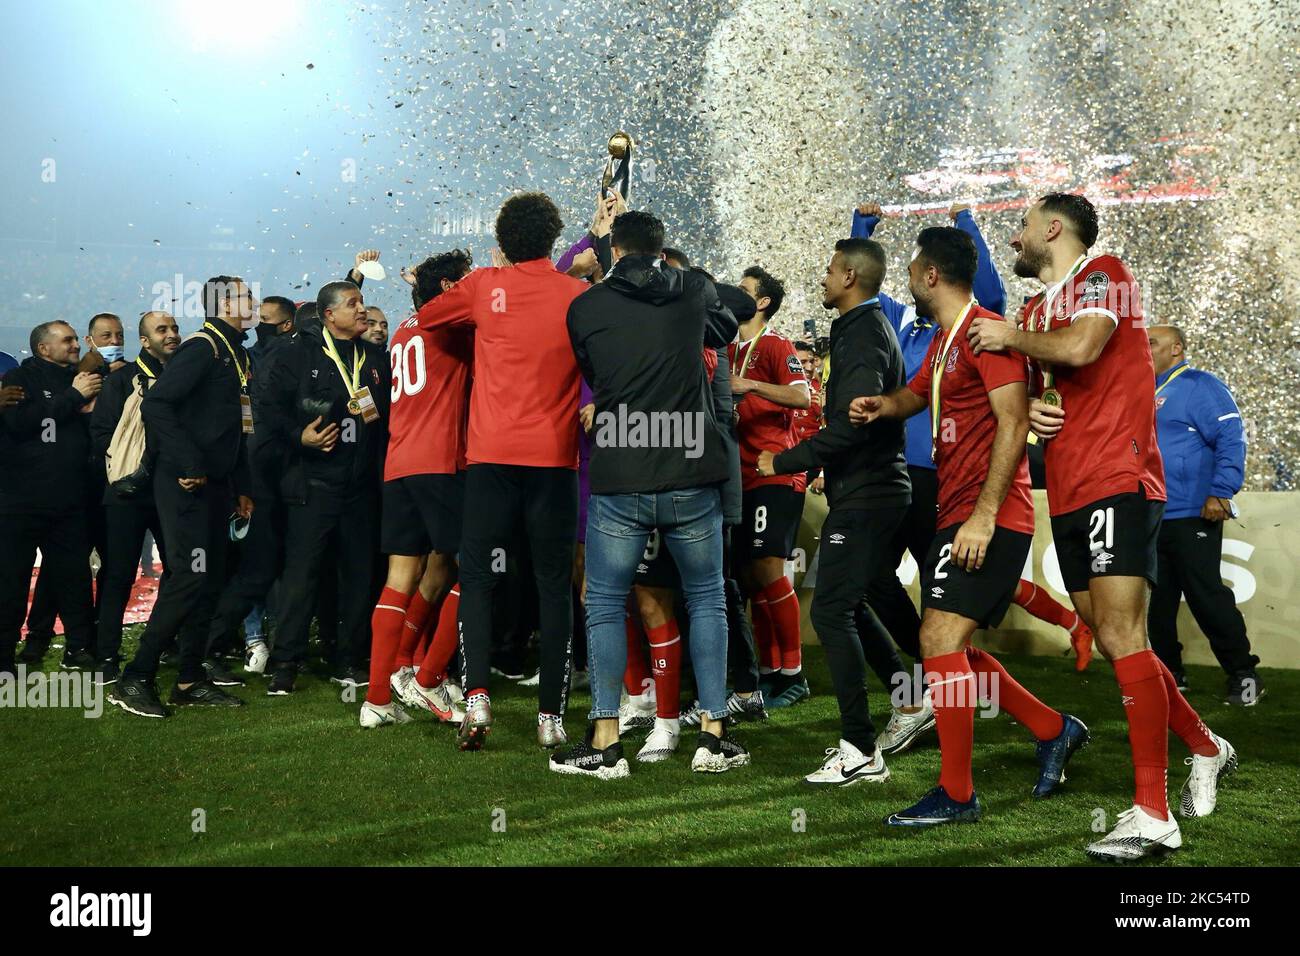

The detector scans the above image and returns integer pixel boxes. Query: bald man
[1147,325,1260,704]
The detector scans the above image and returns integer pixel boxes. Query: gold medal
[1041,388,1062,409]
[347,398,362,415]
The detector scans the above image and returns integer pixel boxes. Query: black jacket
[0,357,93,515]
[143,320,252,493]
[263,325,389,503]
[245,321,302,495]
[568,256,738,495]
[90,352,166,503]
[774,300,910,510]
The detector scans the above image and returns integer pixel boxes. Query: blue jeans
[584,487,727,722]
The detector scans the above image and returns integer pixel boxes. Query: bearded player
[850,227,1087,826]
[360,250,473,728]
[729,266,811,708]
[968,193,1235,861]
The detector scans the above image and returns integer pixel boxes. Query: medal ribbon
[930,299,977,457]
[202,322,249,390]
[321,326,366,395]
[1035,254,1093,391]
[735,326,768,381]
[135,356,157,380]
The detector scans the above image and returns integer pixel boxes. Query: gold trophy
[601,131,634,201]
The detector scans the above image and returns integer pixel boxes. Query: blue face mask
[98,345,125,365]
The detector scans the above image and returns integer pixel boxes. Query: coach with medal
[263,278,391,693]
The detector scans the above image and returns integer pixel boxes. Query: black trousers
[0,510,95,667]
[124,473,231,685]
[856,465,936,699]
[723,528,760,694]
[1148,517,1258,677]
[809,504,908,754]
[207,491,285,653]
[96,497,167,662]
[459,464,576,715]
[270,481,375,670]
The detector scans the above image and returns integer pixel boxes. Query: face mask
[98,345,125,365]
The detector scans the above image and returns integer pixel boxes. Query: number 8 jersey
[384,315,474,481]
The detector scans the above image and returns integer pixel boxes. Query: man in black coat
[110,278,256,718]
[88,311,181,683]
[0,321,103,678]
[554,210,744,779]
[262,280,390,694]
[758,237,911,787]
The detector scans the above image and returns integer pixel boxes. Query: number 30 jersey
[384,314,473,481]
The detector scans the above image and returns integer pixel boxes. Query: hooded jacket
[773,300,910,510]
[567,256,738,496]
[0,357,93,515]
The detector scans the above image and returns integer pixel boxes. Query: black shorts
[733,484,804,564]
[634,529,681,589]
[1050,488,1163,594]
[920,523,1033,628]
[381,473,466,556]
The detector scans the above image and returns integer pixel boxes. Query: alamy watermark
[592,405,706,460]
[0,665,102,718]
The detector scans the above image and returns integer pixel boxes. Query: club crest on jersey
[1080,271,1110,304]
[945,347,959,373]
[787,354,804,376]
[1155,396,1168,409]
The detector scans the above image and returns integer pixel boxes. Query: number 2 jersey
[1018,253,1166,517]
[384,314,473,481]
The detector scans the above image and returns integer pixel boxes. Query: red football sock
[761,576,802,673]
[417,586,460,689]
[751,597,779,672]
[647,619,682,719]
[966,646,1064,740]
[1014,579,1078,631]
[1112,650,1171,820]
[396,590,435,669]
[366,587,411,706]
[1156,657,1219,756]
[624,615,652,697]
[925,650,976,803]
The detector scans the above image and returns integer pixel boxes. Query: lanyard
[135,357,156,379]
[1155,363,1191,398]
[930,300,977,450]
[202,322,248,389]
[1032,255,1092,391]
[321,326,365,394]
[735,326,768,381]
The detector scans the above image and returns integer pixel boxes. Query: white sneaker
[803,740,890,786]
[244,640,270,675]
[359,700,414,729]
[390,666,422,709]
[411,677,467,724]
[1180,734,1237,818]
[618,691,657,735]
[518,670,541,688]
[444,680,464,705]
[636,717,681,763]
[1086,805,1182,861]
[877,694,936,755]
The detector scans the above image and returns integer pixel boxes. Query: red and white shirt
[384,315,473,481]
[908,303,1034,534]
[1018,253,1165,516]
[727,328,808,492]
[789,375,822,494]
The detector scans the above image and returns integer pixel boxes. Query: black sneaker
[109,676,171,718]
[158,643,180,666]
[549,726,630,779]
[169,679,245,707]
[1225,671,1265,707]
[329,666,370,688]
[60,649,96,671]
[690,729,751,773]
[19,633,51,665]
[94,659,122,685]
[203,659,247,687]
[267,665,297,696]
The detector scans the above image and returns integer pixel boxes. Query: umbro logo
[1121,694,1135,707]
[931,587,944,598]
[311,369,319,378]
[1196,532,1208,538]
[752,538,763,547]
[636,563,648,574]
[1091,549,1114,573]
[828,533,846,544]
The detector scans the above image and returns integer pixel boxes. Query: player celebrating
[968,193,1236,861]
[729,266,811,708]
[850,227,1088,826]
[362,250,474,728]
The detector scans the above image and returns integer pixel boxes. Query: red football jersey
[417,261,586,469]
[727,329,808,492]
[1018,254,1165,516]
[908,304,1034,534]
[384,315,473,481]
[790,376,822,494]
